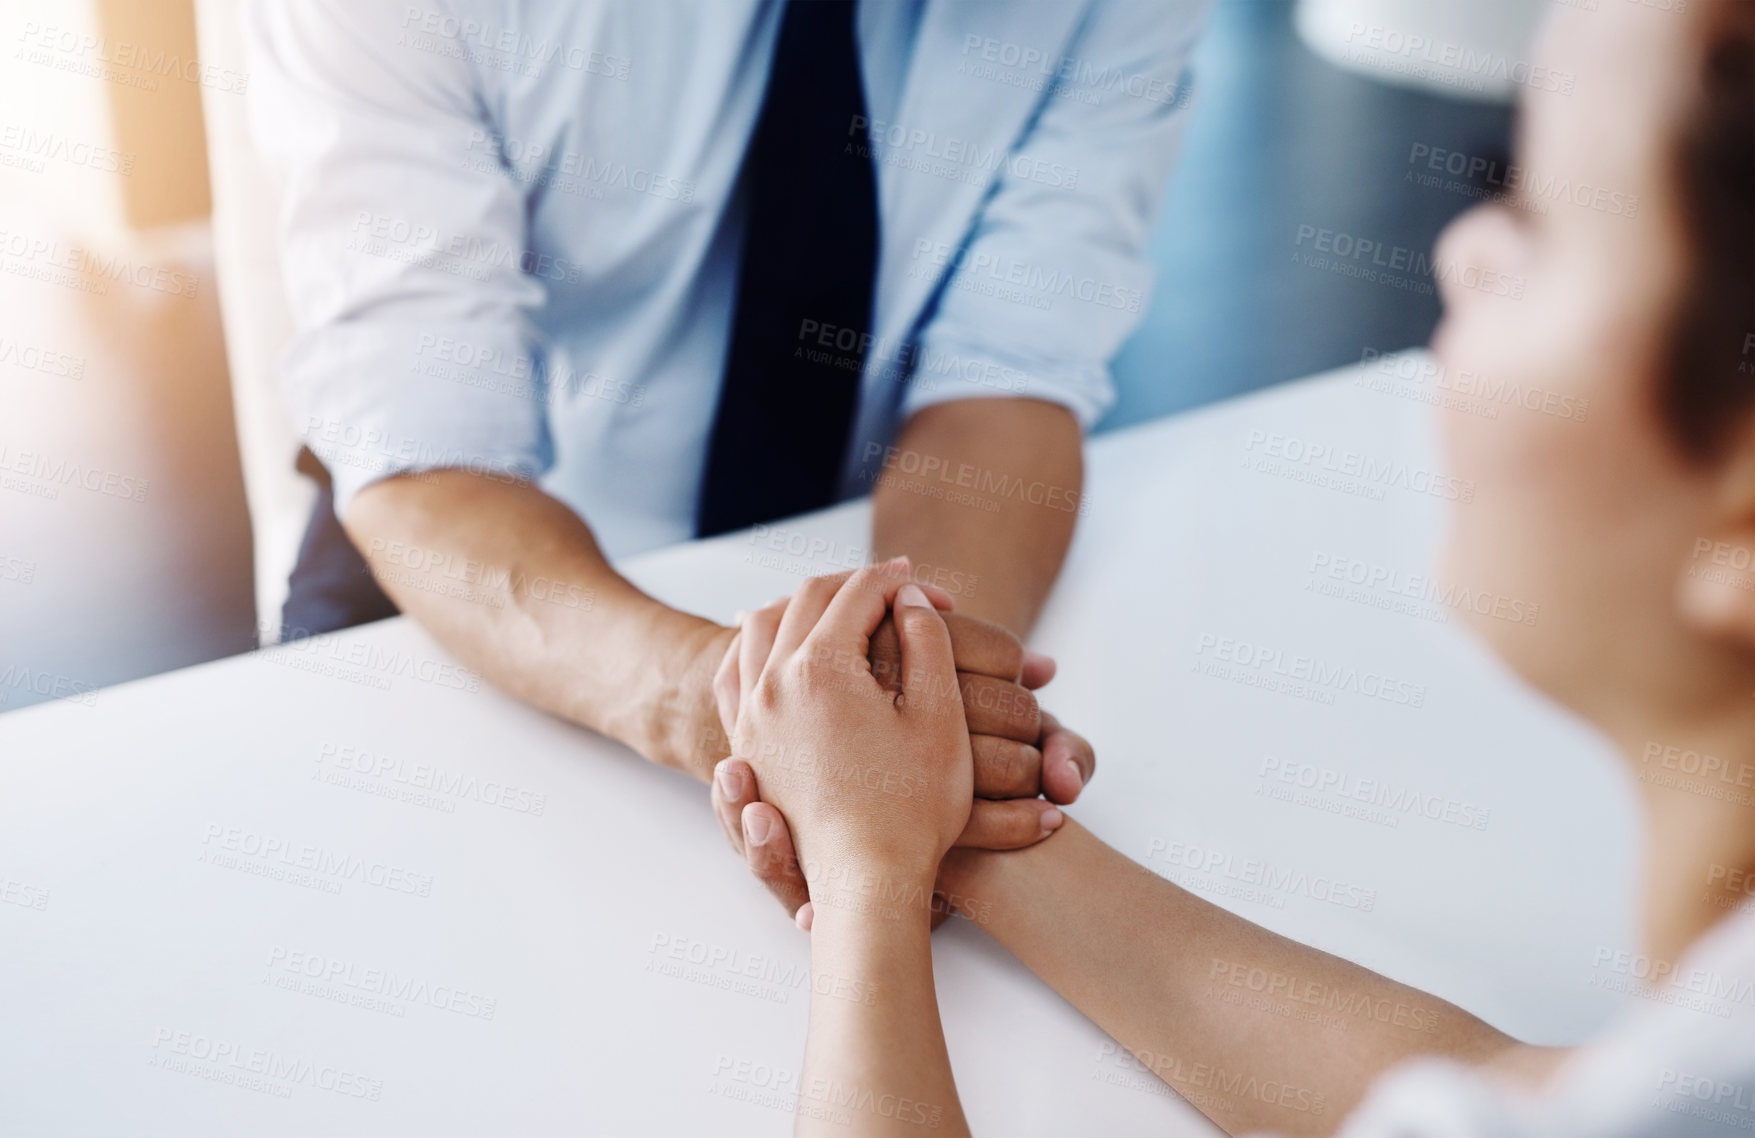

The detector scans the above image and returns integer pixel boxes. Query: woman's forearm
[800,890,970,1138]
[940,819,1523,1137]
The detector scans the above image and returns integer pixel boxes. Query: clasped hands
[709,557,1093,928]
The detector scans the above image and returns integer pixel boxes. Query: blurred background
[0,0,1544,713]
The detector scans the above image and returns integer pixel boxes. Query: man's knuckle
[993,633,1024,677]
[999,807,1034,842]
[978,620,1020,664]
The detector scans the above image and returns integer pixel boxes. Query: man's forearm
[942,820,1527,1137]
[872,399,1082,635]
[345,469,731,779]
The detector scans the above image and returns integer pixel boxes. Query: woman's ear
[1677,436,1755,647]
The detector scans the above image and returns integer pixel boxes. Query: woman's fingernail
[897,584,931,609]
[744,809,773,845]
[1041,806,1064,832]
[1061,757,1084,791]
[1023,647,1055,672]
[796,902,815,931]
[715,761,743,800]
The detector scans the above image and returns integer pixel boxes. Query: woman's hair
[1663,0,1755,460]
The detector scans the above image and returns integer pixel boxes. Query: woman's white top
[1319,907,1755,1136]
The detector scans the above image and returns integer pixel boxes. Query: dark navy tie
[695,0,879,537]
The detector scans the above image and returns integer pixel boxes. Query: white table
[0,355,1638,1137]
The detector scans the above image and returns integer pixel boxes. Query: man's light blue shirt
[249,0,1206,557]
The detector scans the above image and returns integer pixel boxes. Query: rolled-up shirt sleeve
[901,0,1207,430]
[247,0,550,515]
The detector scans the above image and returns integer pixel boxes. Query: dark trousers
[280,449,400,641]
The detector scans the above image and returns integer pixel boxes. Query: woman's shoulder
[1330,908,1755,1137]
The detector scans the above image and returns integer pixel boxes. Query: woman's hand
[711,559,1091,923]
[717,711,1096,929]
[727,561,973,905]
